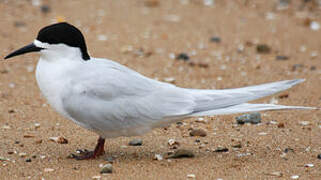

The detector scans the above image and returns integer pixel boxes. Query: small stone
[299,121,310,126]
[276,55,289,61]
[203,0,215,6]
[23,135,35,138]
[277,0,290,10]
[258,132,267,136]
[310,21,320,31]
[232,143,242,149]
[214,146,229,152]
[35,139,43,144]
[25,158,32,162]
[317,154,321,159]
[195,117,208,123]
[167,149,195,159]
[236,112,261,124]
[49,136,68,144]
[34,123,41,129]
[2,125,11,130]
[44,168,54,172]
[210,36,221,43]
[278,93,289,99]
[256,44,271,54]
[284,148,294,153]
[144,0,159,7]
[304,163,314,167]
[100,163,113,174]
[290,175,299,179]
[154,154,163,161]
[163,77,175,83]
[189,129,207,137]
[168,139,179,146]
[14,21,26,27]
[40,5,51,14]
[268,171,283,177]
[187,174,196,178]
[0,157,9,161]
[292,64,304,71]
[176,53,190,61]
[19,152,27,157]
[92,175,101,179]
[128,139,143,146]
[97,34,108,41]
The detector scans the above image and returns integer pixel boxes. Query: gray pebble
[128,139,143,146]
[236,112,261,125]
[214,147,229,152]
[256,44,271,54]
[210,36,221,43]
[167,149,195,159]
[276,55,289,60]
[189,129,207,137]
[100,163,113,174]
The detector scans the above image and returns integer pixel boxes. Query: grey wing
[61,60,195,137]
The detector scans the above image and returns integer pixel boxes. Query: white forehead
[34,39,51,48]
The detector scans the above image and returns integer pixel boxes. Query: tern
[4,22,314,160]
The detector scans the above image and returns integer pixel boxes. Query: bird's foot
[69,137,106,160]
[70,149,105,160]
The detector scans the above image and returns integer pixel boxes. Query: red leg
[71,137,105,160]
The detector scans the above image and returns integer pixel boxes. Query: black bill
[5,43,44,59]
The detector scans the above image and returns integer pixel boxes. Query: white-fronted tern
[4,22,315,160]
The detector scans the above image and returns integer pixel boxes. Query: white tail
[187,79,315,116]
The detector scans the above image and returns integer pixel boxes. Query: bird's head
[5,22,90,61]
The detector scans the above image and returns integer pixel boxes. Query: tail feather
[188,79,312,115]
[191,103,315,116]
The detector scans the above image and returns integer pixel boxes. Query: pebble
[100,163,113,174]
[276,55,289,61]
[144,0,159,8]
[187,174,196,178]
[210,36,221,43]
[168,139,179,146]
[128,139,143,146]
[299,121,310,126]
[97,34,108,41]
[163,77,175,83]
[189,129,207,137]
[154,154,163,161]
[214,147,229,152]
[176,53,190,61]
[317,154,321,159]
[304,163,314,167]
[256,44,271,54]
[290,175,299,179]
[203,0,215,6]
[19,152,27,157]
[44,168,54,172]
[25,158,32,162]
[195,117,208,123]
[167,149,195,159]
[268,171,283,177]
[92,175,101,179]
[49,136,68,144]
[235,112,261,124]
[258,132,267,136]
[310,21,320,31]
[40,5,51,14]
[2,125,11,130]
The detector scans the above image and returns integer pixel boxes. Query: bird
[4,22,315,160]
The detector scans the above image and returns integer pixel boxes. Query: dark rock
[292,64,304,71]
[25,158,32,162]
[317,154,321,159]
[176,53,190,61]
[128,139,143,146]
[167,149,195,159]
[256,44,271,54]
[284,148,294,153]
[276,55,289,60]
[14,21,26,27]
[40,5,51,14]
[210,36,221,43]
[189,129,207,137]
[214,147,229,152]
[236,112,262,125]
[310,66,316,71]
